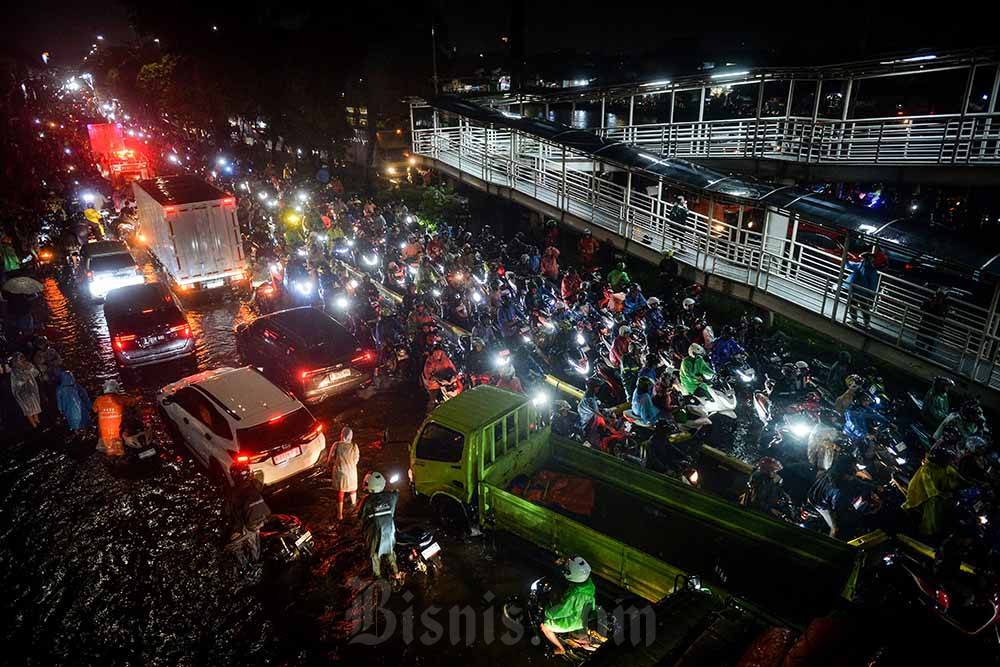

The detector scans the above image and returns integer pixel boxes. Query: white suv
[158,367,327,487]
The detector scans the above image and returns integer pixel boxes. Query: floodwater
[0,270,558,665]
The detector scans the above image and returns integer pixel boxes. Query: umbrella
[3,276,44,295]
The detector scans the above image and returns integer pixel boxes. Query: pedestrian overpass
[463,50,1000,185]
[408,94,1000,400]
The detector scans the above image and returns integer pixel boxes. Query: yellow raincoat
[902,461,965,536]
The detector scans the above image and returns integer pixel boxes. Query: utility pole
[431,23,439,95]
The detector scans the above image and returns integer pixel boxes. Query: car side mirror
[161,395,175,406]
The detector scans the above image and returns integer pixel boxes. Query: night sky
[8,0,998,72]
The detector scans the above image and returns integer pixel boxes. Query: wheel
[431,495,471,535]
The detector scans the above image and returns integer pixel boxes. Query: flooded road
[0,270,558,665]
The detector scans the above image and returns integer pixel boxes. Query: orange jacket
[422,350,456,390]
[93,394,133,455]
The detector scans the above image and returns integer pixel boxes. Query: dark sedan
[105,282,195,367]
[235,307,375,404]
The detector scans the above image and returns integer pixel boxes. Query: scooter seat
[396,529,432,546]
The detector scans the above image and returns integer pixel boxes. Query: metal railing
[591,113,1000,165]
[414,123,1000,390]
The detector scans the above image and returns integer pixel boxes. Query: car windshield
[236,407,316,453]
[414,422,465,462]
[91,253,136,273]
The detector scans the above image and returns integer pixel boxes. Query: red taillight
[235,454,250,464]
[905,263,913,270]
[114,333,136,350]
[87,271,94,280]
[222,197,235,206]
[170,323,191,338]
[306,423,324,440]
[268,414,284,424]
[351,350,375,364]
[301,367,327,381]
[164,206,176,213]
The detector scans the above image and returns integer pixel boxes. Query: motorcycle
[502,575,614,655]
[260,513,315,563]
[680,379,738,421]
[879,551,1000,639]
[395,527,443,575]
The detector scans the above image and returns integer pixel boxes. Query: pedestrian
[92,379,133,457]
[331,426,360,520]
[10,352,42,429]
[359,471,400,579]
[844,252,879,328]
[56,370,91,432]
[916,287,949,354]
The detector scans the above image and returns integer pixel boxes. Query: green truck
[409,386,868,622]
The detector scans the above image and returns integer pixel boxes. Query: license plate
[139,335,164,348]
[895,442,907,452]
[421,542,441,560]
[138,448,157,459]
[273,446,302,465]
[294,530,312,547]
[329,368,351,381]
[204,279,225,289]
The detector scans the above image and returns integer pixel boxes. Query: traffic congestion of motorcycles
[8,80,1000,650]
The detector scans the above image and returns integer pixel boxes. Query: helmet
[960,400,982,423]
[647,297,661,307]
[756,457,783,474]
[752,316,764,327]
[794,360,810,371]
[927,445,955,467]
[104,379,123,394]
[584,229,592,237]
[932,376,955,393]
[721,325,735,338]
[637,376,654,392]
[231,463,254,483]
[682,298,695,310]
[364,471,387,493]
[845,374,863,388]
[688,343,706,357]
[554,400,571,413]
[472,337,485,349]
[615,262,625,271]
[618,325,631,336]
[562,556,591,583]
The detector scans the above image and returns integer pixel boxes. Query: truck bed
[480,433,859,622]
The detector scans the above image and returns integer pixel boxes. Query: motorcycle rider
[465,337,491,385]
[710,325,745,370]
[843,393,889,456]
[921,376,954,431]
[608,325,632,367]
[741,457,792,519]
[826,350,854,396]
[808,457,861,539]
[679,344,715,397]
[607,262,630,291]
[540,556,598,655]
[620,343,642,398]
[561,267,582,303]
[808,410,845,472]
[359,471,400,579]
[494,363,524,394]
[630,376,661,425]
[578,378,623,451]
[679,297,700,330]
[578,229,599,266]
[93,379,135,457]
[934,400,987,447]
[497,293,525,342]
[224,464,272,569]
[622,283,647,317]
[422,341,457,404]
[551,400,579,439]
[903,446,968,539]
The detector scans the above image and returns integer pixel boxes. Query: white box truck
[133,176,247,293]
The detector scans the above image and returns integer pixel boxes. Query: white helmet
[563,556,592,583]
[646,297,661,307]
[364,471,387,493]
[682,298,696,310]
[688,343,706,358]
[618,325,631,336]
[104,379,123,394]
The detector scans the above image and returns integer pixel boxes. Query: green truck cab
[409,386,871,622]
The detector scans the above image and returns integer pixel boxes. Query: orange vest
[93,394,126,456]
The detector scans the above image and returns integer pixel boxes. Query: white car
[158,366,327,487]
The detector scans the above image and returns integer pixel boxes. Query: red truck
[87,123,152,187]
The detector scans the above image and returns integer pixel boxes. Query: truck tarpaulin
[509,470,595,517]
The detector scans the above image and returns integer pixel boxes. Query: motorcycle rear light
[351,350,375,364]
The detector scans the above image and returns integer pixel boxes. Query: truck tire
[431,495,471,535]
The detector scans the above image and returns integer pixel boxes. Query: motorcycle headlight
[576,332,585,346]
[531,391,550,408]
[363,254,377,266]
[789,421,813,439]
[472,292,482,303]
[296,281,313,294]
[335,296,349,310]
